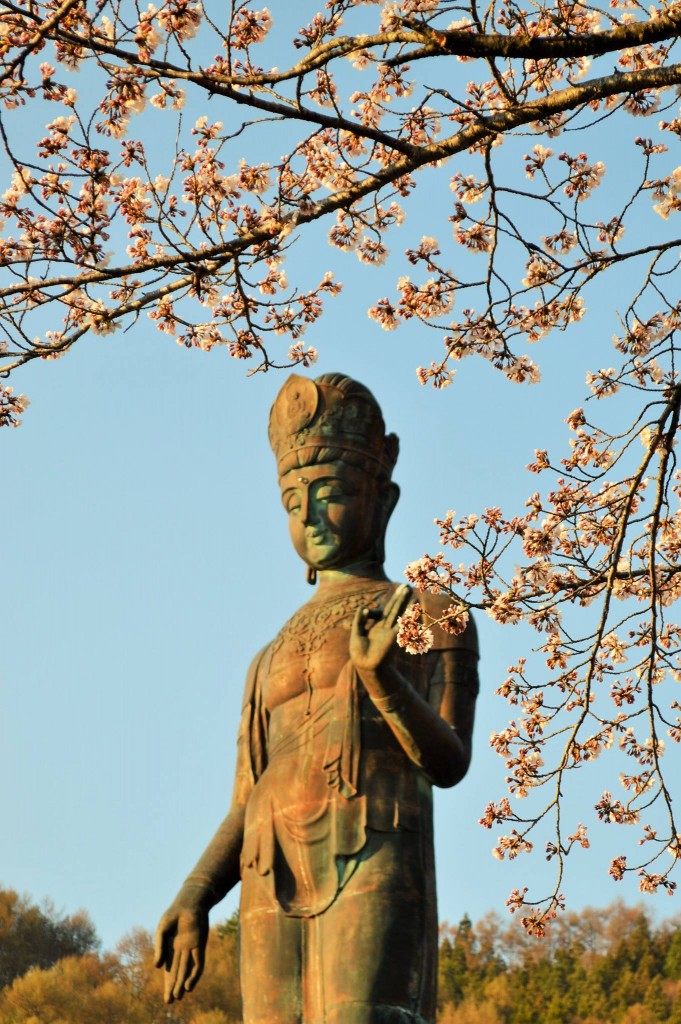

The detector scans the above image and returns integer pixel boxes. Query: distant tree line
[0,888,239,1024]
[1,887,681,1023]
[437,902,681,1024]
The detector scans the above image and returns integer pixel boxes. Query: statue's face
[280,461,386,571]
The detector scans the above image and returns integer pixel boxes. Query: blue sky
[3,1,681,954]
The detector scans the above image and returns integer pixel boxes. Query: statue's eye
[316,487,345,503]
[284,492,301,514]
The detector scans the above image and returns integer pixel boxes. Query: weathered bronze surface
[155,373,480,1024]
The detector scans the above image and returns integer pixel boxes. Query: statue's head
[268,373,400,574]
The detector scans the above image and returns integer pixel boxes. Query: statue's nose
[301,494,320,527]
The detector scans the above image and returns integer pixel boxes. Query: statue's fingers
[163,952,180,1004]
[154,921,174,970]
[383,584,412,628]
[171,950,190,1001]
[154,932,163,970]
[185,946,205,991]
[352,606,369,636]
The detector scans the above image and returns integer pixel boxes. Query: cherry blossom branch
[397,9,681,61]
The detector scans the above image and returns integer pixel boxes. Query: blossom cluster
[0,386,29,427]
[1,0,680,398]
[418,374,681,928]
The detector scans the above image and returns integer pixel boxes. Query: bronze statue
[155,373,479,1024]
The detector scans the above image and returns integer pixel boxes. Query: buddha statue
[155,372,480,1024]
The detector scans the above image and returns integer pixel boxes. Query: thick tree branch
[16,4,681,83]
[399,9,681,61]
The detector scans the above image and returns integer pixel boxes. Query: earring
[307,566,317,586]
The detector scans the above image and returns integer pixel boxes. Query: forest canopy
[2,889,681,1024]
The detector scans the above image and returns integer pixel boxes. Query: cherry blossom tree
[2,0,681,933]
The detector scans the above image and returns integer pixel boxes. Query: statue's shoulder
[241,642,273,710]
[415,590,479,655]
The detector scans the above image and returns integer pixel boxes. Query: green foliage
[216,911,239,943]
[0,922,241,1024]
[438,901,681,1024]
[0,890,98,990]
[0,953,129,1024]
[665,931,681,981]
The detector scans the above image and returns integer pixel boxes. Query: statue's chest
[262,585,392,711]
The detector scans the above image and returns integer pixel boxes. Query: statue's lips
[305,530,332,547]
[304,531,340,565]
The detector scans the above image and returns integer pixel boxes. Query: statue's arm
[424,645,479,782]
[154,646,267,1003]
[351,587,479,788]
[154,806,245,1003]
[358,648,478,788]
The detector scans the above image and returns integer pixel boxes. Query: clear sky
[3,2,681,955]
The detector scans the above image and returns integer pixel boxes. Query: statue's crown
[268,373,398,479]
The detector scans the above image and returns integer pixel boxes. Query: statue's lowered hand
[154,899,208,1003]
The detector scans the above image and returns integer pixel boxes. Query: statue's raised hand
[154,895,209,1003]
[350,584,412,675]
